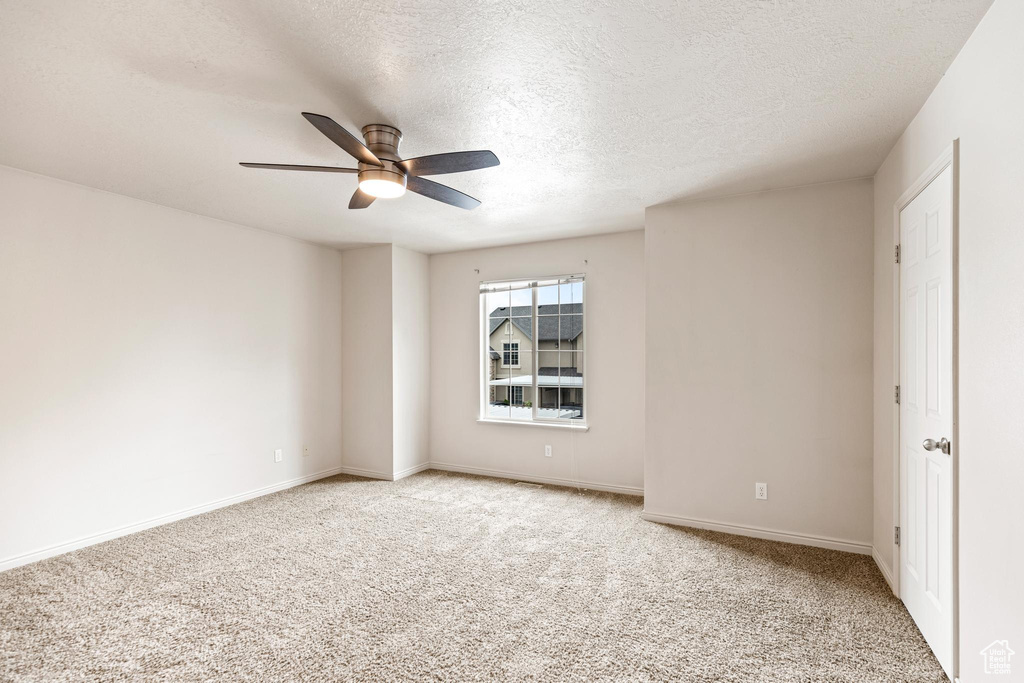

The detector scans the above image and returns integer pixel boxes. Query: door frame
[890,140,959,678]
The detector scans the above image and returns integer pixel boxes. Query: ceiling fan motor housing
[359,124,406,189]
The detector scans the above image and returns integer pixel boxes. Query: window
[481,275,585,425]
[502,341,519,367]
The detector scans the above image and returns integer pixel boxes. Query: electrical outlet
[274,449,283,463]
[755,482,767,500]
[544,445,552,458]
[303,446,310,458]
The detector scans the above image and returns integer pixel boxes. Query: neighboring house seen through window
[480,275,585,424]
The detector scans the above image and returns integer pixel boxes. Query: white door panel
[900,164,953,679]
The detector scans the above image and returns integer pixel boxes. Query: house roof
[488,305,583,342]
[488,346,500,360]
[538,366,582,377]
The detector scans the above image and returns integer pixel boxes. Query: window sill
[476,418,589,432]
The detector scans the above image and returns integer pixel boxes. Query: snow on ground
[487,404,582,420]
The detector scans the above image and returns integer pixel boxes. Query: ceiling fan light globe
[358,178,405,198]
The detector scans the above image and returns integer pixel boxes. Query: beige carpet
[1,471,944,681]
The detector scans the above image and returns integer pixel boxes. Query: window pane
[509,286,531,309]
[509,320,532,386]
[507,315,532,420]
[486,290,512,419]
[559,352,583,420]
[500,323,515,368]
[487,322,504,360]
[534,314,557,350]
[559,281,583,306]
[488,289,511,365]
[534,351,556,419]
[537,284,558,311]
[488,359,511,419]
[492,357,513,380]
[559,314,583,351]
[509,383,533,421]
[486,288,510,318]
[538,351,559,377]
[509,316,531,343]
[558,351,583,380]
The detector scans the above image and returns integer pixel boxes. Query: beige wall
[392,245,430,476]
[0,165,344,569]
[429,231,645,493]
[342,244,430,480]
[872,1,1022,677]
[340,245,393,477]
[645,179,874,550]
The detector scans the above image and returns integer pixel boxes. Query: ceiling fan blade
[301,112,382,167]
[406,175,481,210]
[240,163,358,173]
[397,150,499,176]
[349,187,375,209]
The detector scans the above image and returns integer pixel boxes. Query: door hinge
[894,385,900,404]
[895,526,901,546]
[895,244,901,264]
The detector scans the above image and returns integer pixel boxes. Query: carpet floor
[1,471,944,681]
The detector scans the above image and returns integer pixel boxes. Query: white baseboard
[336,465,396,481]
[872,547,897,594]
[337,462,430,482]
[0,466,346,573]
[3,463,880,576]
[428,461,644,497]
[641,510,872,555]
[393,462,431,481]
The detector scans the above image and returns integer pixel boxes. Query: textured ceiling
[0,0,991,253]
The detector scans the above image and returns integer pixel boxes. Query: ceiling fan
[240,113,499,210]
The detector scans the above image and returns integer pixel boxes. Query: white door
[899,164,954,679]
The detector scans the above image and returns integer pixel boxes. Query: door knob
[922,437,951,455]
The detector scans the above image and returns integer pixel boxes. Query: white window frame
[478,274,587,429]
[501,340,520,368]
